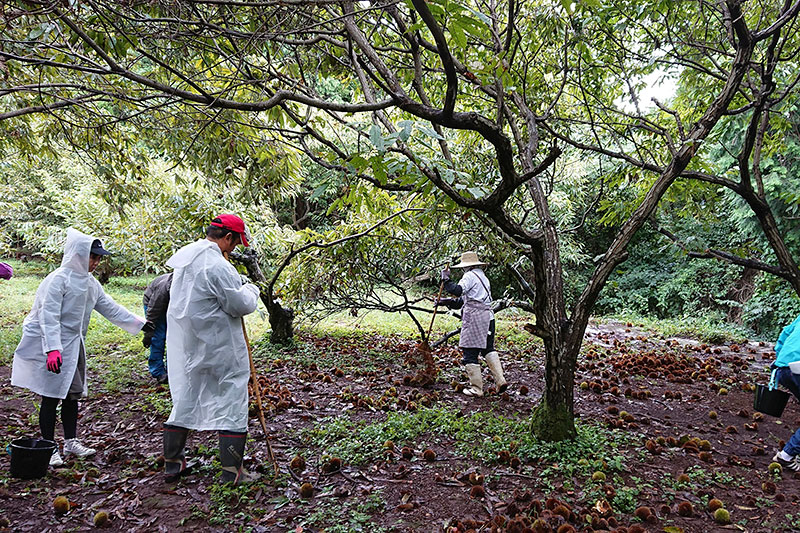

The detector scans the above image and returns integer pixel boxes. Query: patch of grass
[207,481,260,526]
[253,335,398,374]
[598,312,754,344]
[684,464,738,486]
[303,489,387,532]
[611,485,641,514]
[133,388,173,417]
[300,405,628,480]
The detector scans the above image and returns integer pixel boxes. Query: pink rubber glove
[46,350,62,373]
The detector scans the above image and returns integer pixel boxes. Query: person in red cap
[161,214,261,484]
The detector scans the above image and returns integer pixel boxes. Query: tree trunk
[267,300,295,344]
[231,249,296,344]
[530,337,579,441]
[525,237,576,441]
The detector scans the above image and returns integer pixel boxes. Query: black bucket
[754,384,791,417]
[8,438,56,479]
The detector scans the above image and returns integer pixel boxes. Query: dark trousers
[776,366,800,455]
[461,320,496,365]
[143,304,167,378]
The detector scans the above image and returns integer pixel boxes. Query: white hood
[166,239,220,270]
[60,228,93,274]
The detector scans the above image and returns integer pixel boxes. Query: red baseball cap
[210,214,250,247]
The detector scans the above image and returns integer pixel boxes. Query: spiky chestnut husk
[768,462,782,474]
[677,501,694,517]
[556,525,576,533]
[290,455,306,472]
[93,511,109,528]
[763,481,777,494]
[53,496,70,515]
[422,449,436,462]
[469,485,485,499]
[707,498,724,512]
[510,456,521,469]
[634,506,651,520]
[553,504,571,519]
[401,447,414,460]
[713,508,731,524]
[299,482,314,498]
[591,471,606,482]
[468,472,484,486]
[530,518,548,533]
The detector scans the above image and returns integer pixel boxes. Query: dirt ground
[1,321,798,533]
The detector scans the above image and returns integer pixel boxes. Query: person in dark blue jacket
[771,314,800,472]
[143,273,172,384]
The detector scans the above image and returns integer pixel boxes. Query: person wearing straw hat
[769,314,800,472]
[437,251,507,397]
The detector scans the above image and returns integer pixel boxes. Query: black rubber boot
[219,432,252,484]
[163,424,191,482]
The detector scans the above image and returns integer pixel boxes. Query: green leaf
[418,125,444,140]
[450,23,467,49]
[467,186,484,198]
[369,124,384,152]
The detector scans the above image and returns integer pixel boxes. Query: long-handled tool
[241,318,279,476]
[425,263,449,346]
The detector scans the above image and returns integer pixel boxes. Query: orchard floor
[1,321,798,533]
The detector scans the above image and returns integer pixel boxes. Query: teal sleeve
[776,316,800,356]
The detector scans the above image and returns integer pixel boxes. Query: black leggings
[40,396,78,441]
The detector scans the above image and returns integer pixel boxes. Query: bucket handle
[769,368,779,391]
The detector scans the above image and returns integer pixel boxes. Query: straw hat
[452,251,488,269]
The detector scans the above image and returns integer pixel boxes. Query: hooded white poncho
[11,228,145,399]
[164,239,259,432]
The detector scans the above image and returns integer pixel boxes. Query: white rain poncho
[11,228,145,399]
[164,239,260,432]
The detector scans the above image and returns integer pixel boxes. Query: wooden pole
[241,318,279,476]
[425,264,448,343]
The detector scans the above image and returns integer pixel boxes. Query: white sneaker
[63,439,96,457]
[50,449,64,467]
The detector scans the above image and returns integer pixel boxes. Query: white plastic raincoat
[165,239,260,432]
[11,228,145,399]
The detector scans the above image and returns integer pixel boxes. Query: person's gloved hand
[46,350,62,373]
[141,320,156,334]
[441,267,450,281]
[142,334,153,349]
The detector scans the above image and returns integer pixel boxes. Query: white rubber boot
[485,351,507,392]
[463,364,483,397]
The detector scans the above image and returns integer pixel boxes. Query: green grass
[599,311,754,344]
[299,405,629,482]
[302,489,387,532]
